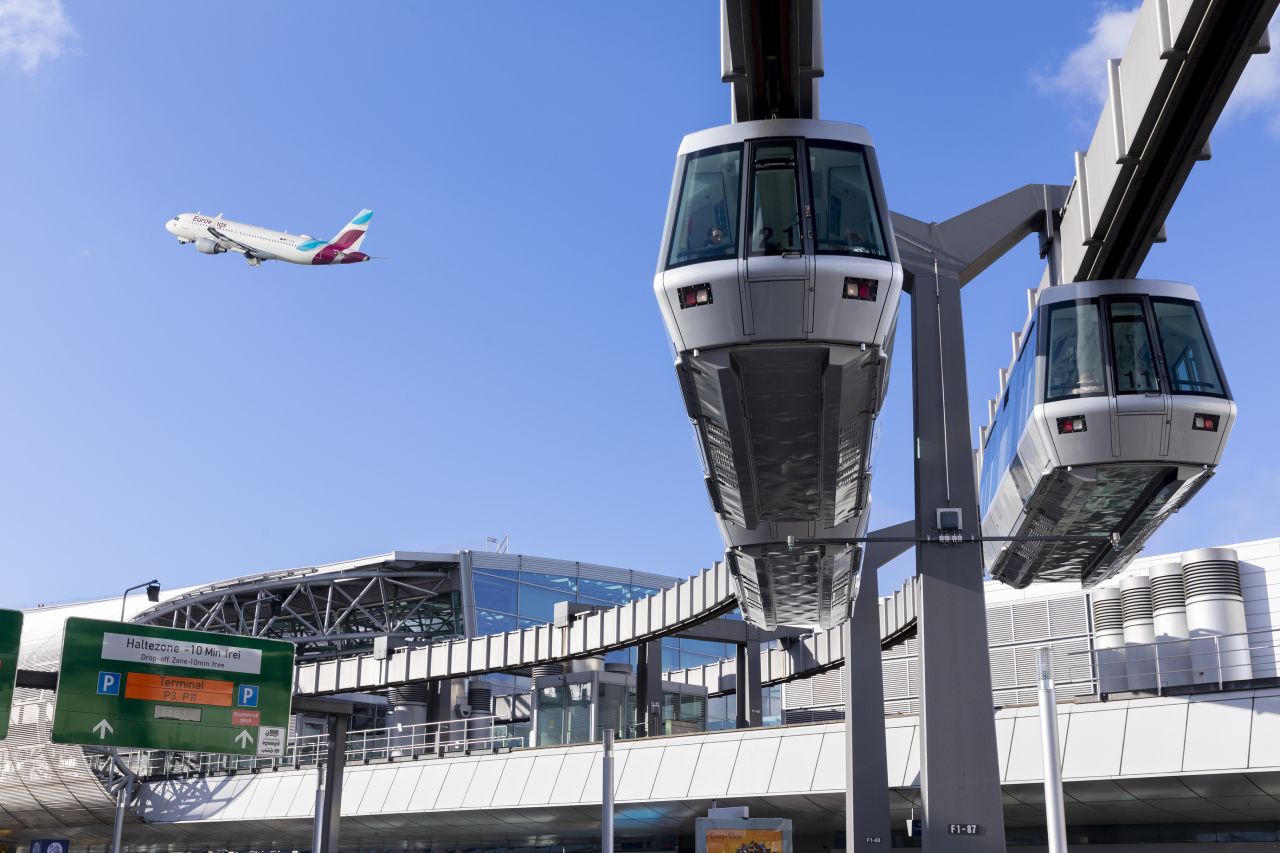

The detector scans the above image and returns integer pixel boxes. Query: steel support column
[735,639,763,728]
[908,267,1005,851]
[317,713,348,853]
[109,775,132,853]
[636,640,662,737]
[844,520,914,851]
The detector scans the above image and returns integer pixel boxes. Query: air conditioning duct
[1090,586,1127,694]
[1149,561,1192,687]
[1182,548,1252,685]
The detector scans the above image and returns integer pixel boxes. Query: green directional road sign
[0,609,22,739]
[52,618,295,756]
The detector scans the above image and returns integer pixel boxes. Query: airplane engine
[195,238,225,255]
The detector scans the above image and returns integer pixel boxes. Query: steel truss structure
[131,553,464,661]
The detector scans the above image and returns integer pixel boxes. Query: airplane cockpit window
[1046,300,1106,400]
[807,142,888,260]
[749,142,802,256]
[666,144,742,269]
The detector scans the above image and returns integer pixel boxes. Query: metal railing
[117,716,525,780]
[1065,625,1278,696]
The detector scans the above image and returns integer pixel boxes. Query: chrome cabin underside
[731,542,861,629]
[986,462,1213,589]
[677,341,883,628]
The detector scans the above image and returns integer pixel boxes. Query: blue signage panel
[30,841,70,853]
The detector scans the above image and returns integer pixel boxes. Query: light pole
[602,728,615,852]
[119,579,160,622]
[1037,646,1068,853]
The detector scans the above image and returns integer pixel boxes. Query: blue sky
[1,2,1277,608]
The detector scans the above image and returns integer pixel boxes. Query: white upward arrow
[234,729,254,748]
[92,719,113,740]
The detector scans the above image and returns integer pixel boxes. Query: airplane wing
[206,226,265,258]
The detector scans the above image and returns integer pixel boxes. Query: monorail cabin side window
[1046,301,1105,400]
[1151,298,1226,396]
[667,144,742,269]
[807,142,888,259]
[1108,299,1160,393]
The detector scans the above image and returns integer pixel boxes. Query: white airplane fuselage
[165,210,374,266]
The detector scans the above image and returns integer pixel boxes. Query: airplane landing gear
[246,256,262,267]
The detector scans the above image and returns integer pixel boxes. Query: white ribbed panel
[1183,548,1252,684]
[0,602,121,832]
[1150,561,1192,687]
[1091,586,1129,694]
[1121,574,1157,690]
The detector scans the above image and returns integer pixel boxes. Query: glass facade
[705,685,783,731]
[470,562,779,743]
[471,567,674,638]
[534,674,708,746]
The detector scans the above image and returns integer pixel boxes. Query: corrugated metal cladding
[785,593,1095,716]
[0,599,125,831]
[470,553,676,591]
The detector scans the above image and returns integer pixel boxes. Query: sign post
[0,610,22,739]
[51,618,294,755]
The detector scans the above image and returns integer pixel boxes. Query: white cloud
[1224,19,1280,137]
[1034,5,1140,104]
[1038,6,1280,138]
[0,0,74,73]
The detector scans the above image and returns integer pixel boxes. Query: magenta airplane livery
[165,209,376,266]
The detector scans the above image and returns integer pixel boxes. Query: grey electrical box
[936,507,963,531]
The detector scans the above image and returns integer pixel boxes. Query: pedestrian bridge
[127,686,1280,848]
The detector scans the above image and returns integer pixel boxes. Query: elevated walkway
[293,565,922,696]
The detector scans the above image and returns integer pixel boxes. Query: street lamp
[120,579,161,622]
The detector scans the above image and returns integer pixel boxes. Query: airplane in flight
[165,209,376,266]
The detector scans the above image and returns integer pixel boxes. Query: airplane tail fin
[330,209,373,252]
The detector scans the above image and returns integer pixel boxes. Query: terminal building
[2,537,1279,850]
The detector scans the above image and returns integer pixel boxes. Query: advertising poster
[696,817,793,853]
[704,828,784,852]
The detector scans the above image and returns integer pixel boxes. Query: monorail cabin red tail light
[1057,415,1087,434]
[1192,413,1219,432]
[843,276,878,301]
[677,283,713,309]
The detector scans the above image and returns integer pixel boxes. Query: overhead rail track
[721,0,823,121]
[1056,0,1277,282]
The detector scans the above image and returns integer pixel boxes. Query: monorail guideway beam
[721,0,823,122]
[893,186,1066,851]
[1057,0,1278,283]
